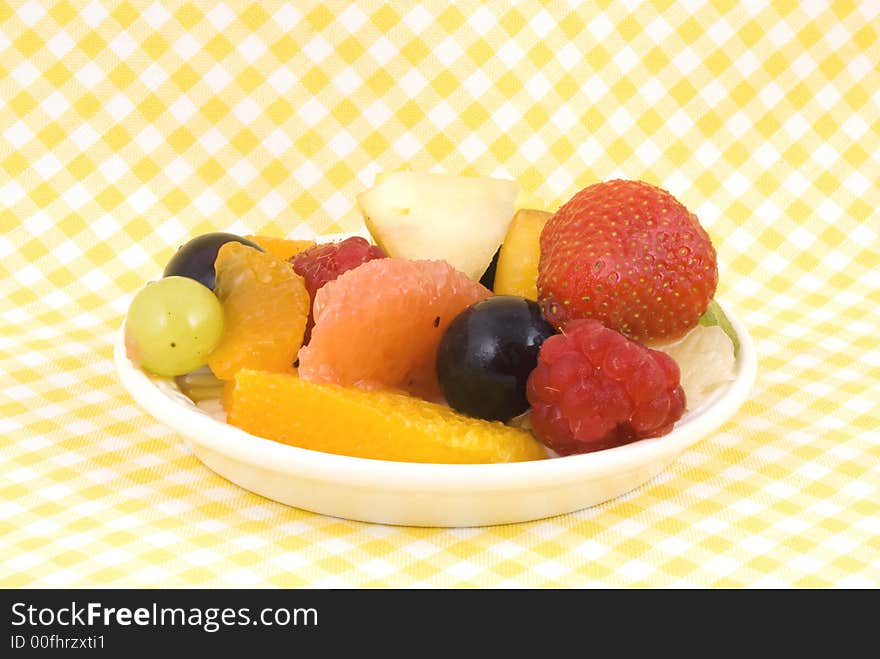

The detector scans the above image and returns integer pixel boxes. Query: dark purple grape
[163,233,264,290]
[437,295,556,422]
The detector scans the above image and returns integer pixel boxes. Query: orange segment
[208,242,309,380]
[245,235,316,261]
[225,369,547,464]
[494,209,552,300]
[221,378,235,412]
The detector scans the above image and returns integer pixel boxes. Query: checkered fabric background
[2,1,878,587]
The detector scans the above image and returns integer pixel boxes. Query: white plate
[115,234,757,527]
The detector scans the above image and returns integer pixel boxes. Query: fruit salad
[124,174,739,464]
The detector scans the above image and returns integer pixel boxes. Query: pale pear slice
[356,172,520,281]
[654,324,736,409]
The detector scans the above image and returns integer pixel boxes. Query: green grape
[125,276,224,377]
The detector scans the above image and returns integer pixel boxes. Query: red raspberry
[291,236,386,341]
[526,319,686,455]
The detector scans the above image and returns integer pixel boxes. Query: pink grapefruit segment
[297,258,491,401]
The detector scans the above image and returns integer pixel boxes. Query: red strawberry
[538,179,717,342]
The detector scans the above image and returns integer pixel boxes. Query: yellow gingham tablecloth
[2,1,878,588]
